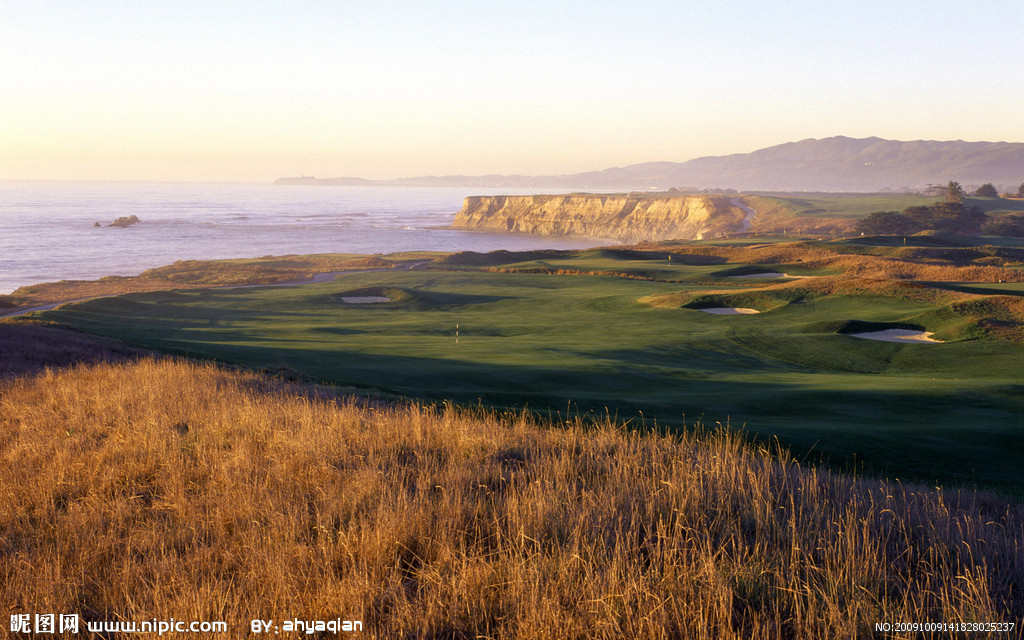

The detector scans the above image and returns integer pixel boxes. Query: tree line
[856,181,1024,237]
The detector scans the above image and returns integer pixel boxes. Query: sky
[2,0,1023,182]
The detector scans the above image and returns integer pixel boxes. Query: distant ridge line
[275,136,1024,192]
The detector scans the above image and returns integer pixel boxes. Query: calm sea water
[0,182,601,294]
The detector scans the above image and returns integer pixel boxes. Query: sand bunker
[729,271,786,279]
[340,296,391,304]
[698,307,761,315]
[849,329,942,343]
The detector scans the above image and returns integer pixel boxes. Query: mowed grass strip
[1,358,1021,638]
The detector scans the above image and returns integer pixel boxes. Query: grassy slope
[0,254,400,310]
[737,194,937,236]
[0,321,153,378]
[2,357,1021,637]
[741,194,1024,237]
[39,248,1024,494]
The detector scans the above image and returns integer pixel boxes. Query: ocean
[0,182,601,294]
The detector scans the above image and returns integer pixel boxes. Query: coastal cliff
[452,194,747,242]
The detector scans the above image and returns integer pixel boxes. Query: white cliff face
[452,194,748,243]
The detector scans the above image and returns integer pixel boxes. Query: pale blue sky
[2,0,1022,181]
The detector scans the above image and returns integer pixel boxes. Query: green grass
[753,194,1024,226]
[39,251,1024,495]
[967,196,1024,216]
[751,194,937,219]
[925,281,1024,296]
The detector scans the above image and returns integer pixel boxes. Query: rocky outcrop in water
[109,215,141,228]
[452,194,746,242]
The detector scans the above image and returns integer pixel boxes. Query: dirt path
[731,198,756,232]
[0,261,430,319]
[0,298,94,319]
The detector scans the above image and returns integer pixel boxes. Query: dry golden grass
[2,359,1021,638]
[762,276,967,304]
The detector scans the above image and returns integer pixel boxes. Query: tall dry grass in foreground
[1,359,1021,638]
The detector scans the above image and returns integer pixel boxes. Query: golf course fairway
[40,249,1024,494]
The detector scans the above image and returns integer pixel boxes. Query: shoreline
[0,182,620,297]
[0,227,609,298]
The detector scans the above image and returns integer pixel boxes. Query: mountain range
[275,136,1024,192]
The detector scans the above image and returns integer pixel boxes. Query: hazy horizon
[4,1,1023,183]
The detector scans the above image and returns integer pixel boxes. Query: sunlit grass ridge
[1,358,1020,637]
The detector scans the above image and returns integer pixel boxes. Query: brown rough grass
[2,359,1020,638]
[639,276,966,310]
